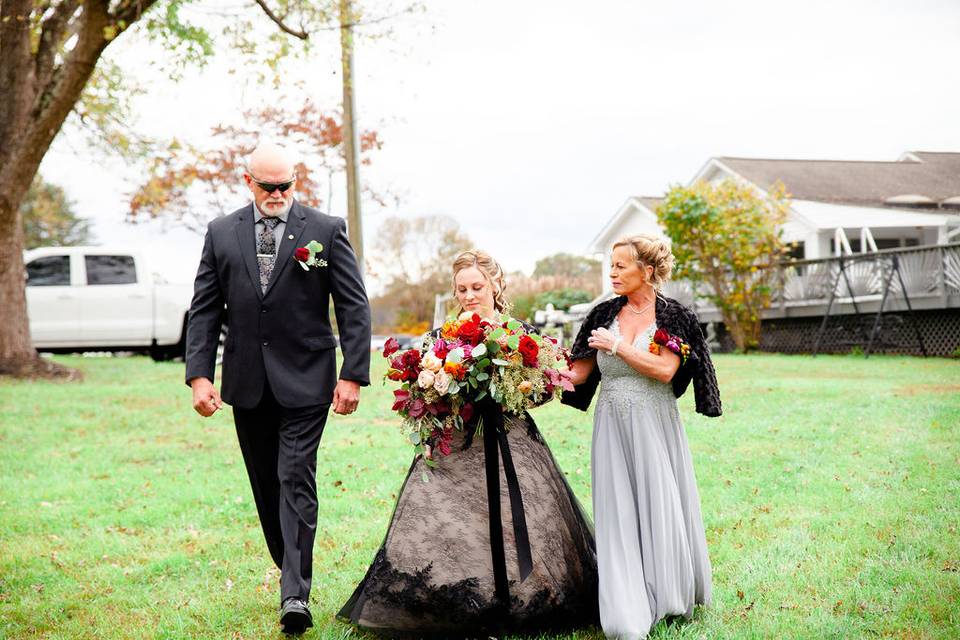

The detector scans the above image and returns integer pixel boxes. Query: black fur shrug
[561,294,722,417]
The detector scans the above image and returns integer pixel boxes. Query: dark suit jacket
[561,294,722,417]
[184,200,371,409]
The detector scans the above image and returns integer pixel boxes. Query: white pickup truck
[24,246,195,361]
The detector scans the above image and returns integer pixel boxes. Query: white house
[589,150,960,295]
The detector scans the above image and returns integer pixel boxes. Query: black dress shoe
[280,598,313,635]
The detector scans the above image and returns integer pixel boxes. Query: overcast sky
[41,0,960,286]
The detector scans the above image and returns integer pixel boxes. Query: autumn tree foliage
[128,99,384,232]
[657,179,789,352]
[21,176,91,250]
[0,0,412,378]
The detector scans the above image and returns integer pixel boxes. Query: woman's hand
[587,327,617,354]
[564,355,596,386]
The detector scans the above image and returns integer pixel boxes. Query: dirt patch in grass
[894,384,960,397]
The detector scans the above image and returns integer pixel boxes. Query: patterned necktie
[257,217,281,293]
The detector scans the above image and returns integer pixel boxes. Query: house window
[785,241,806,261]
[85,255,137,285]
[26,255,71,286]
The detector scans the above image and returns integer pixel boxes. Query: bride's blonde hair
[451,249,510,313]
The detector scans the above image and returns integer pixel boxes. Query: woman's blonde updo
[451,249,510,313]
[612,234,675,291]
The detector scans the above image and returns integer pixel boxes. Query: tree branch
[253,0,309,40]
[35,0,81,92]
[113,0,153,28]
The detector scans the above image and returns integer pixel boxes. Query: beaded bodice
[596,318,675,411]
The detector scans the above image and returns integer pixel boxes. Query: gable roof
[709,152,960,207]
[634,196,663,212]
[587,196,663,253]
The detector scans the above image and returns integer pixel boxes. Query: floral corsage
[293,240,327,270]
[649,328,690,365]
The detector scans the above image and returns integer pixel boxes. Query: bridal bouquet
[383,313,574,466]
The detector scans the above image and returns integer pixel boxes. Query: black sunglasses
[251,176,296,194]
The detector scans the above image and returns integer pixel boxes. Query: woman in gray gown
[338,250,598,638]
[565,235,722,640]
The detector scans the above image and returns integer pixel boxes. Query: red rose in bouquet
[432,338,450,360]
[518,334,540,367]
[388,349,422,382]
[653,328,671,345]
[457,317,485,346]
[294,247,310,262]
[383,337,400,357]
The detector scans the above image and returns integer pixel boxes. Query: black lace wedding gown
[337,403,599,638]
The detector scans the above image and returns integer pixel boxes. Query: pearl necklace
[625,299,654,315]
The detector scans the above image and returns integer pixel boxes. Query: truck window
[86,255,137,285]
[26,255,70,286]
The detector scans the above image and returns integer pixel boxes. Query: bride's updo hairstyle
[451,249,510,313]
[612,234,675,292]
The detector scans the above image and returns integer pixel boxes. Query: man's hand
[332,379,361,415]
[190,377,223,417]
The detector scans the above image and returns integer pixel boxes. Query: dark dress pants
[233,382,330,603]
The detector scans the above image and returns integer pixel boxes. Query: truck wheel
[151,315,188,362]
[150,342,184,362]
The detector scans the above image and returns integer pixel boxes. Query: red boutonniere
[294,240,327,270]
[649,328,691,365]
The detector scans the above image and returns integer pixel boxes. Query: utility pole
[339,0,363,265]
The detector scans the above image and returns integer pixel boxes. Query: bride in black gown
[338,249,598,638]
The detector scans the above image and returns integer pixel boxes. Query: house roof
[711,152,960,207]
[634,196,663,212]
[792,200,960,230]
[587,196,663,253]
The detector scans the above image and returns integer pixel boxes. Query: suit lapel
[264,201,307,297]
[235,204,263,301]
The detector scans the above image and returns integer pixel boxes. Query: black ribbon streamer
[480,400,534,607]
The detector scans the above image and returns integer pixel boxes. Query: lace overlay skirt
[338,414,599,638]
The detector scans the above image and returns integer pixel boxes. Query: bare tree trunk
[0,0,136,378]
[0,194,36,371]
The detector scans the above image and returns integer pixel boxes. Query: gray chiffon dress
[592,318,712,639]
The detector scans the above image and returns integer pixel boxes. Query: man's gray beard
[259,198,292,217]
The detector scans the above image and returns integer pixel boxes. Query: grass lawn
[1,353,959,639]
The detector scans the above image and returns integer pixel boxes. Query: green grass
[1,353,959,639]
